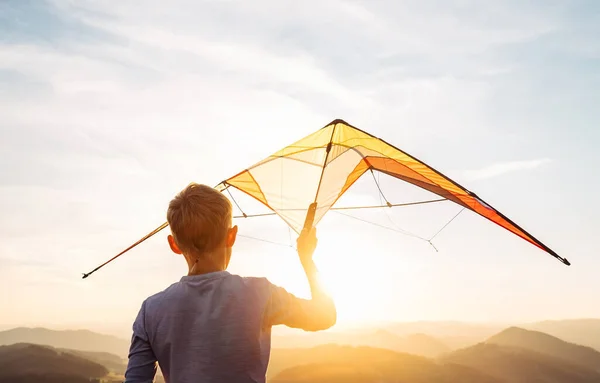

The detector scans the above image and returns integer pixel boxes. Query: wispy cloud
[462,158,552,181]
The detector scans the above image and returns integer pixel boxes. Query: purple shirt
[124,271,335,383]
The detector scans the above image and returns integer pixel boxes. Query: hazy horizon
[1,317,598,341]
[1,0,599,335]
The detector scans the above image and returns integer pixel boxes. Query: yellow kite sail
[82,119,568,279]
[215,119,566,264]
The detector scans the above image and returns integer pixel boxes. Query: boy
[124,183,336,383]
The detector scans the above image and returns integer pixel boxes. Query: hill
[0,327,130,357]
[441,342,600,383]
[378,319,600,351]
[0,343,109,382]
[268,344,499,383]
[369,321,506,350]
[272,329,450,357]
[384,321,503,339]
[525,319,600,352]
[487,327,600,372]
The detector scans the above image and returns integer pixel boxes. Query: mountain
[272,329,450,357]
[442,342,600,383]
[0,327,130,357]
[383,321,505,350]
[346,330,450,357]
[525,319,600,352]
[269,344,500,383]
[0,343,109,382]
[384,321,504,339]
[487,327,600,372]
[401,333,451,357]
[379,319,600,351]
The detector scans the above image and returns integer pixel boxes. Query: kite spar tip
[547,248,570,266]
[329,118,347,125]
[82,266,102,279]
[550,251,570,266]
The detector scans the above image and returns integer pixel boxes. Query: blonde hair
[167,183,232,256]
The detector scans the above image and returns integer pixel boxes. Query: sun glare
[311,237,415,325]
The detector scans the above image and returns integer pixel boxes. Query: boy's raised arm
[265,228,337,331]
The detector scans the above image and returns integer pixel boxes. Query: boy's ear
[168,235,182,254]
[226,225,238,247]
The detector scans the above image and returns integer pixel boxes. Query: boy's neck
[187,253,226,276]
[188,264,225,276]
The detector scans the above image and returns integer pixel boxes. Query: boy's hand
[297,227,317,264]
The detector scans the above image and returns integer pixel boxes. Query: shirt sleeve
[263,281,336,332]
[124,300,158,383]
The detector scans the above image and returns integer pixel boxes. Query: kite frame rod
[82,222,169,279]
[81,181,231,279]
[232,198,447,218]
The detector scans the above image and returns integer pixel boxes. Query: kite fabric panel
[217,119,568,266]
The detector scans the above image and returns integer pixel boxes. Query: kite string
[429,207,465,241]
[238,234,294,249]
[333,210,429,241]
[227,187,247,218]
[369,168,426,241]
[425,207,465,252]
[237,207,463,253]
[369,168,464,252]
[370,169,391,206]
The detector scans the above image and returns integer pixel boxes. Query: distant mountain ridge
[441,342,600,383]
[272,328,450,357]
[0,327,130,357]
[379,319,600,352]
[487,326,600,372]
[272,318,600,355]
[524,319,600,352]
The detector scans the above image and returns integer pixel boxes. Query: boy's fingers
[298,227,316,243]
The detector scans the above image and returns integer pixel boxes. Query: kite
[82,119,568,279]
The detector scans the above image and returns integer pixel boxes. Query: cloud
[462,158,552,181]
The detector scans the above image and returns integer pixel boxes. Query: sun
[230,220,423,326]
[310,236,415,326]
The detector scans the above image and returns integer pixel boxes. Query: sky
[1,0,599,338]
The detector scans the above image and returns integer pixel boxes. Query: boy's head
[166,183,237,273]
